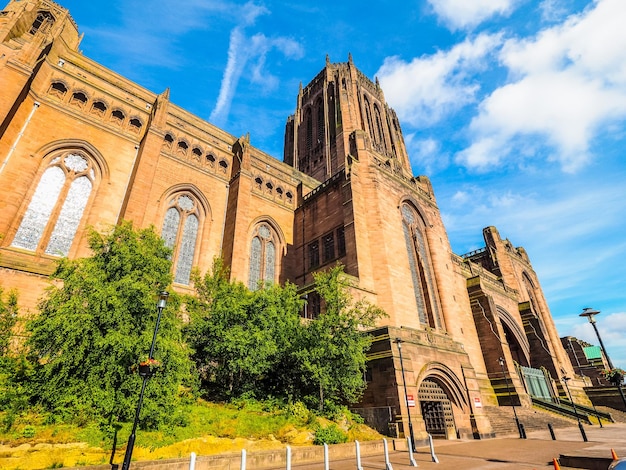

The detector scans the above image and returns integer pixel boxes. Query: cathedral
[0,0,590,441]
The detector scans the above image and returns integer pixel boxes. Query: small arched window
[266,182,273,194]
[177,141,189,155]
[192,147,202,160]
[285,191,293,204]
[206,154,216,166]
[111,110,125,124]
[254,176,263,189]
[91,101,107,116]
[129,118,142,132]
[219,159,228,173]
[11,153,97,256]
[276,187,283,198]
[70,92,88,107]
[49,81,67,98]
[161,193,202,285]
[248,222,279,290]
[163,133,174,149]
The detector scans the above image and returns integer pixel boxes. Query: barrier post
[240,449,246,470]
[383,438,394,470]
[428,434,439,463]
[407,437,418,467]
[189,452,196,470]
[355,440,364,470]
[324,443,329,470]
[286,445,291,470]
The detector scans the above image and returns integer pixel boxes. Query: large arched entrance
[417,363,468,439]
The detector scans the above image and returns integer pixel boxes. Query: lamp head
[394,338,402,348]
[498,357,504,366]
[579,307,600,324]
[157,291,169,310]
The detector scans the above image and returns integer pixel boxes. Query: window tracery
[401,202,443,329]
[11,153,96,257]
[248,222,279,290]
[161,193,202,285]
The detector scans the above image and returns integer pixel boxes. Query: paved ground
[269,423,626,470]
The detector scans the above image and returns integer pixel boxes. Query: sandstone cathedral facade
[0,0,589,441]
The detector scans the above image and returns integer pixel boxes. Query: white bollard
[383,438,394,470]
[324,443,330,470]
[407,436,418,467]
[241,449,247,470]
[355,440,364,470]
[286,445,291,470]
[428,434,439,463]
[189,452,196,470]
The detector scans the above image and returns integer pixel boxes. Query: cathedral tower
[284,54,412,181]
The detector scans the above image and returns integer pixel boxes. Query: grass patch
[0,399,380,469]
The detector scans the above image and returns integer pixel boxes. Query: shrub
[313,424,348,445]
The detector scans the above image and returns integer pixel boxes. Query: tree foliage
[0,286,18,357]
[26,221,195,428]
[186,262,384,413]
[297,265,385,411]
[184,259,303,400]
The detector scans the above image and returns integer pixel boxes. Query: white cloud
[456,0,626,172]
[427,0,519,30]
[377,34,501,127]
[209,4,303,125]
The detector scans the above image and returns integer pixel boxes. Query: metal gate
[419,379,455,438]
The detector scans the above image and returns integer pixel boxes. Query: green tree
[26,221,195,429]
[297,265,385,412]
[185,259,303,399]
[0,286,18,357]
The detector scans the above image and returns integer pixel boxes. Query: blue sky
[57,0,625,369]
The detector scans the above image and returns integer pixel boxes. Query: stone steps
[483,405,578,436]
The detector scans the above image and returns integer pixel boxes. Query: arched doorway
[418,379,455,438]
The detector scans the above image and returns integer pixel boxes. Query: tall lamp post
[394,338,416,454]
[121,291,169,470]
[498,357,525,439]
[579,307,626,409]
[562,375,588,442]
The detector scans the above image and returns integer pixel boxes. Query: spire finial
[348,52,353,64]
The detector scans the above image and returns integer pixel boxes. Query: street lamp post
[394,338,416,454]
[579,308,613,369]
[562,375,588,442]
[498,357,525,439]
[121,291,169,470]
[579,307,626,410]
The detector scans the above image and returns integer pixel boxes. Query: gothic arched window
[316,98,324,145]
[373,104,387,149]
[248,222,279,290]
[305,108,313,152]
[401,202,443,329]
[161,193,202,285]
[11,153,96,257]
[29,11,55,35]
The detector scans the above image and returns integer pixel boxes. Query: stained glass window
[12,153,95,256]
[160,194,201,286]
[401,202,443,330]
[248,223,279,290]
